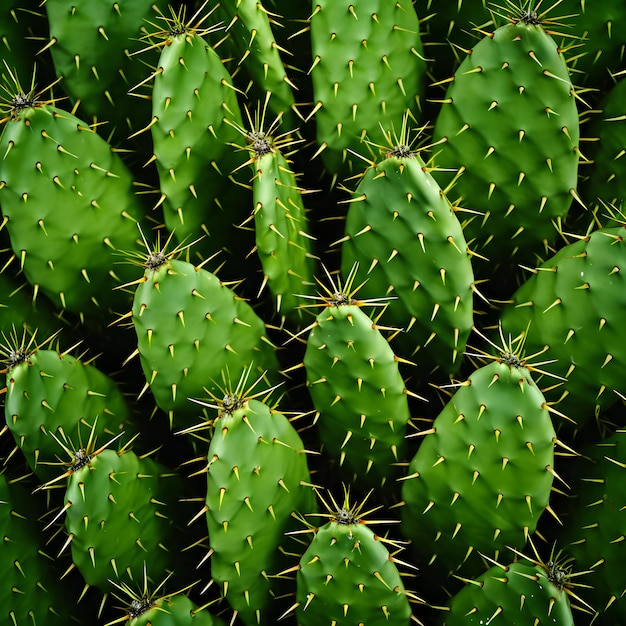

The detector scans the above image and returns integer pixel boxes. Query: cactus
[308,0,426,178]
[237,102,318,326]
[400,339,557,581]
[0,69,148,326]
[198,368,316,625]
[2,1,626,624]
[52,437,195,594]
[0,471,82,625]
[128,237,281,431]
[339,118,475,374]
[3,332,136,483]
[44,0,168,150]
[499,223,626,433]
[143,5,254,278]
[302,265,413,491]
[437,547,584,625]
[211,0,298,127]
[293,489,417,626]
[430,4,580,282]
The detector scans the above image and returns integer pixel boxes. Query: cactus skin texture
[131,256,280,431]
[556,0,626,96]
[309,0,426,177]
[205,396,316,626]
[413,0,492,85]
[63,447,190,593]
[44,0,168,147]
[580,77,626,217]
[149,21,253,277]
[499,225,626,432]
[340,147,474,375]
[431,13,579,279]
[437,559,576,625]
[401,356,555,581]
[212,0,297,127]
[0,100,148,324]
[5,346,135,483]
[247,129,318,327]
[0,472,80,625]
[557,428,626,624]
[295,495,414,626]
[303,300,411,490]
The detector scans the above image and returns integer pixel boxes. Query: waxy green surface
[206,398,315,625]
[340,152,474,373]
[304,303,410,488]
[432,18,579,274]
[401,359,555,578]
[296,519,412,626]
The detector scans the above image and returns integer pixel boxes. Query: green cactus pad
[295,491,414,626]
[401,355,555,580]
[148,13,253,274]
[340,143,474,374]
[0,91,148,324]
[44,0,168,147]
[580,77,626,217]
[499,225,626,432]
[63,447,189,592]
[245,122,317,326]
[4,342,135,483]
[431,11,579,277]
[309,0,426,177]
[0,472,79,625]
[212,0,297,126]
[205,393,315,625]
[558,428,626,623]
[110,589,226,626]
[556,0,626,97]
[131,255,280,430]
[438,558,576,625]
[303,292,411,489]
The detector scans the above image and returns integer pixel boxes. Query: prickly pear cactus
[129,245,281,430]
[145,8,253,277]
[437,553,579,625]
[59,444,193,593]
[308,0,426,177]
[0,471,81,625]
[211,0,297,127]
[556,428,626,624]
[401,345,556,581]
[499,224,626,432]
[579,77,626,217]
[339,123,474,374]
[3,336,135,483]
[294,490,416,626]
[107,580,227,626]
[240,107,318,326]
[431,5,580,280]
[202,373,316,625]
[302,267,412,490]
[0,74,148,324]
[44,0,169,148]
